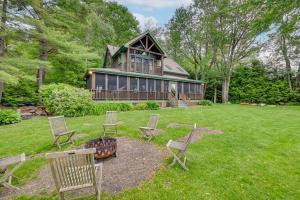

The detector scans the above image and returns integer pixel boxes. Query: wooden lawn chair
[48,116,76,149]
[103,111,118,135]
[139,114,159,141]
[0,153,26,190]
[166,124,196,170]
[45,148,103,200]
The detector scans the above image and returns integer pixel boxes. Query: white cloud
[113,0,192,9]
[133,13,159,31]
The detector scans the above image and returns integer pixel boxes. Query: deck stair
[178,100,188,108]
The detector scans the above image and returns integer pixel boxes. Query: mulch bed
[0,137,168,199]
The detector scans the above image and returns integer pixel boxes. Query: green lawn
[1,105,300,199]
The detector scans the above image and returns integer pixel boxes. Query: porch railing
[91,89,202,101]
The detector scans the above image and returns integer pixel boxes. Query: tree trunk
[37,39,48,90]
[280,35,293,90]
[213,86,217,103]
[0,80,3,103]
[296,64,300,89]
[222,76,230,103]
[0,0,7,57]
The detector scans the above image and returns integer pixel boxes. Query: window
[107,75,117,90]
[139,78,147,92]
[156,80,161,92]
[143,59,149,74]
[130,55,135,71]
[148,79,155,92]
[136,57,142,72]
[95,74,105,90]
[119,76,127,90]
[130,77,138,91]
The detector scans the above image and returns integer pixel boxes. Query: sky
[111,0,192,29]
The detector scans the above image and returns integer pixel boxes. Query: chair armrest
[167,140,186,151]
[139,127,155,130]
[55,130,76,136]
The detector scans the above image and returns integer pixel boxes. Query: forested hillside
[1,0,300,106]
[0,0,139,105]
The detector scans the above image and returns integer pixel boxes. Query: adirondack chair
[46,148,103,200]
[166,124,196,170]
[48,116,76,149]
[0,153,26,190]
[139,114,159,141]
[103,111,118,135]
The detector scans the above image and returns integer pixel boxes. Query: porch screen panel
[196,84,201,93]
[107,75,117,90]
[178,82,183,94]
[156,80,161,92]
[190,84,196,93]
[164,81,169,92]
[95,74,105,90]
[119,76,127,90]
[184,83,190,94]
[139,78,147,91]
[130,77,138,91]
[148,79,155,92]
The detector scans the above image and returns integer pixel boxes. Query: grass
[1,104,300,199]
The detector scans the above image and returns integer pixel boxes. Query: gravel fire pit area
[0,137,168,199]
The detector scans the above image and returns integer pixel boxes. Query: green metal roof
[87,68,202,84]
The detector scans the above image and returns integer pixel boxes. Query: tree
[0,0,7,57]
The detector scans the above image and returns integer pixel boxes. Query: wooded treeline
[0,0,300,105]
[164,0,300,104]
[0,0,140,105]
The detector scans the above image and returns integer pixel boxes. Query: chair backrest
[105,111,117,124]
[0,153,26,180]
[182,123,197,152]
[45,148,97,191]
[48,116,68,136]
[147,114,159,129]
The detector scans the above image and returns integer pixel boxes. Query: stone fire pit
[85,137,117,159]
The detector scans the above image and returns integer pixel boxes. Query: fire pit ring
[85,137,117,160]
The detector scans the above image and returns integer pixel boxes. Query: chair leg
[59,192,65,200]
[2,181,20,190]
[168,157,177,167]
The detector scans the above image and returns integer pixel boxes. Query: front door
[169,81,177,99]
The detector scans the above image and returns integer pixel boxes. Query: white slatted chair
[48,116,76,149]
[139,114,159,141]
[46,148,103,200]
[103,111,118,135]
[166,124,196,170]
[0,153,26,190]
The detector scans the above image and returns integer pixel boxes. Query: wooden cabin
[85,31,204,107]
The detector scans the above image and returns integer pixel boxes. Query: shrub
[88,103,133,115]
[134,102,160,110]
[146,101,160,110]
[199,99,213,106]
[40,84,92,117]
[0,109,21,125]
[134,103,148,110]
[2,78,39,106]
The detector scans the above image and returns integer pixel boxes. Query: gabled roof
[110,31,166,58]
[164,58,189,76]
[107,45,119,56]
